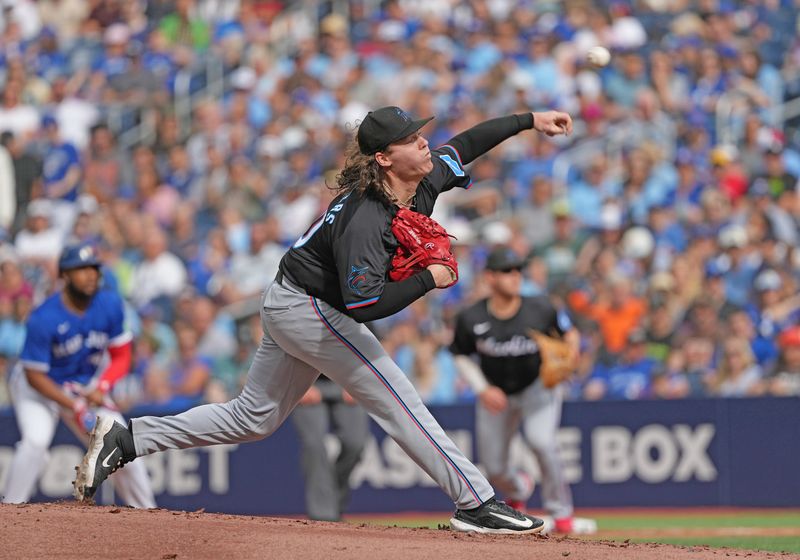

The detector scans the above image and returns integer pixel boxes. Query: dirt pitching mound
[2,502,798,560]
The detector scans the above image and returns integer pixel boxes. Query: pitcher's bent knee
[230,402,282,440]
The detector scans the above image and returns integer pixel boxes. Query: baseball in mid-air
[586,46,611,67]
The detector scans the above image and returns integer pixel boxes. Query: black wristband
[514,112,535,130]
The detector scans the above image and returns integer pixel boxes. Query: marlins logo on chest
[476,335,538,357]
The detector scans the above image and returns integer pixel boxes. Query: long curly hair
[332,139,393,206]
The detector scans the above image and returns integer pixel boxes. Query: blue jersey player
[1,243,155,508]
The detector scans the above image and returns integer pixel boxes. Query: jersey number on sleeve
[293,215,324,249]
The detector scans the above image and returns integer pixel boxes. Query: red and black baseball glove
[389,208,458,287]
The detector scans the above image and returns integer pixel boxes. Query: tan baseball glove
[529,329,574,388]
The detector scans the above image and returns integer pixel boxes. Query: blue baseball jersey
[19,290,132,385]
[43,141,81,201]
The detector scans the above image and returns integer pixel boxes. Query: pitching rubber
[73,415,115,502]
[449,517,545,535]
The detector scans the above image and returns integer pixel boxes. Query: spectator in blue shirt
[737,47,784,127]
[605,51,649,109]
[750,269,800,340]
[717,224,760,307]
[670,148,706,225]
[39,115,81,235]
[727,307,778,369]
[31,27,69,82]
[41,115,80,203]
[568,154,617,230]
[142,321,211,410]
[583,328,659,400]
[678,336,716,398]
[93,23,132,79]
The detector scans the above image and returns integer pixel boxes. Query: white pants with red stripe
[131,278,493,509]
[1,366,156,508]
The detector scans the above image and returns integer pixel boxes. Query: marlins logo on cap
[357,106,434,155]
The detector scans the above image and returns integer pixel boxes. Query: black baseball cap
[357,106,434,155]
[485,246,527,272]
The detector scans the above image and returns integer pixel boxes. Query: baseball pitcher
[74,106,572,534]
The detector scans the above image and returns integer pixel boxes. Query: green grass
[592,512,800,554]
[596,512,800,529]
[346,510,800,553]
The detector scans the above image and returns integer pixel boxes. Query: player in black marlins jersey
[75,105,573,534]
[451,246,596,534]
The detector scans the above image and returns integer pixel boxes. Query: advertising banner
[0,398,797,513]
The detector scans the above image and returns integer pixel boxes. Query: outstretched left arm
[444,111,573,166]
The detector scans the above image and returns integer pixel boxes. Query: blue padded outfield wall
[1,397,798,513]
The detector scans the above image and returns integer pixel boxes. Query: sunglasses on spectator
[495,267,522,274]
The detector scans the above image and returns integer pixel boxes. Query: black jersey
[450,296,572,395]
[279,145,471,315]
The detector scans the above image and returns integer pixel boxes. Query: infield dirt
[2,502,798,560]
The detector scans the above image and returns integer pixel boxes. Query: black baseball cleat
[450,497,545,534]
[73,416,135,502]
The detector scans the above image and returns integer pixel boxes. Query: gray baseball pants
[131,278,493,509]
[477,378,573,519]
[291,380,369,521]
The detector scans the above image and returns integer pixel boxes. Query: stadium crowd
[2,0,800,413]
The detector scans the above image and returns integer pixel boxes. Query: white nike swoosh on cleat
[101,447,119,468]
[488,511,534,528]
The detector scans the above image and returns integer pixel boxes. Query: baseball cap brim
[379,116,434,151]
[60,262,101,272]
[487,257,526,271]
[485,247,528,271]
